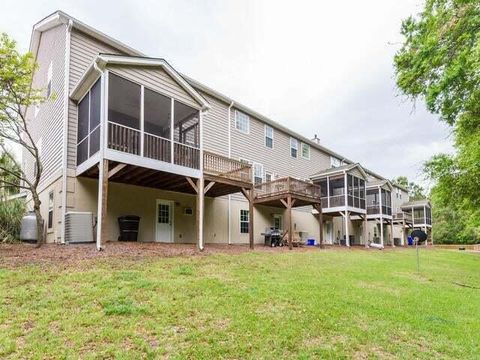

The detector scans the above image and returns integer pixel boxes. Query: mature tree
[0,33,44,245]
[394,0,480,243]
[392,176,426,201]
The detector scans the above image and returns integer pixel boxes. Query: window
[254,163,264,185]
[108,73,141,130]
[240,210,249,234]
[290,138,298,158]
[273,214,283,230]
[48,191,54,229]
[235,110,249,134]
[265,172,272,183]
[331,156,341,168]
[301,143,310,159]
[46,61,53,98]
[183,207,193,216]
[77,79,101,165]
[265,125,273,148]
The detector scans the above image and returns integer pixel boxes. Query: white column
[379,187,383,246]
[140,86,144,157]
[170,98,175,163]
[327,176,330,208]
[345,211,350,247]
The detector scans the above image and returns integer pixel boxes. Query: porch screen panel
[89,79,101,157]
[108,73,141,129]
[76,95,89,165]
[144,89,171,139]
[174,101,199,148]
[329,176,345,207]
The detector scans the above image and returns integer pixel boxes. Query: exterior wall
[24,24,67,188]
[391,186,409,214]
[67,29,124,170]
[200,92,230,157]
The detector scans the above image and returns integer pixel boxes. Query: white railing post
[140,86,144,157]
[170,98,175,164]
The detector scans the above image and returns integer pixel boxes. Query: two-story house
[24,11,432,250]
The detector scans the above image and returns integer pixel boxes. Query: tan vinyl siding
[107,65,200,109]
[23,24,66,186]
[200,92,229,156]
[230,107,331,179]
[67,29,124,169]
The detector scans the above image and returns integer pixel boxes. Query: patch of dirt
[0,242,407,269]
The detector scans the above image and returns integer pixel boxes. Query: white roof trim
[70,55,209,110]
[310,163,368,180]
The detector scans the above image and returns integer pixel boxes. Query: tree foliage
[394,0,480,243]
[0,33,44,245]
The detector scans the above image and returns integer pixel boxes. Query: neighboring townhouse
[24,11,431,249]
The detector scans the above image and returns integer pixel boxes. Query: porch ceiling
[80,162,251,197]
[82,162,198,195]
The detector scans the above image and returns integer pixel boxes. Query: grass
[0,248,479,359]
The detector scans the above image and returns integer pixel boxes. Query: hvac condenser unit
[65,212,95,244]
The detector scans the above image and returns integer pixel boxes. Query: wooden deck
[254,177,321,207]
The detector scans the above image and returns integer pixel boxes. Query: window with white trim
[330,156,341,168]
[240,209,249,234]
[265,171,273,183]
[47,191,54,229]
[290,138,298,158]
[46,61,53,98]
[253,163,264,185]
[301,143,310,159]
[235,110,249,134]
[265,125,273,148]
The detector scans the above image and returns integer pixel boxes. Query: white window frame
[46,61,53,98]
[235,110,250,134]
[290,137,298,158]
[47,190,54,229]
[240,209,249,234]
[330,156,341,168]
[265,171,273,183]
[301,143,310,160]
[253,162,264,185]
[264,125,274,149]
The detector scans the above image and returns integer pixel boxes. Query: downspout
[227,101,234,245]
[60,19,73,244]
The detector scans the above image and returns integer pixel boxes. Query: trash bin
[407,236,413,246]
[118,215,140,241]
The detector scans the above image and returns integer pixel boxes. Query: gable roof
[69,54,210,110]
[310,163,367,180]
[366,179,394,191]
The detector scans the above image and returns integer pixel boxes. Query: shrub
[0,199,26,243]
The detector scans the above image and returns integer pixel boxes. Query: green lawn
[0,248,479,359]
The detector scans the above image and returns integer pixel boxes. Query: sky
[0,0,454,186]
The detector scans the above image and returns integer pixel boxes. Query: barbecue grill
[262,227,283,247]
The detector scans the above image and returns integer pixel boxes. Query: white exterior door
[156,200,174,242]
[325,221,333,244]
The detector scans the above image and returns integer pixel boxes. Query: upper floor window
[46,61,53,98]
[301,143,310,159]
[235,110,249,134]
[290,138,298,158]
[265,171,272,183]
[253,163,264,185]
[265,125,273,148]
[331,156,343,168]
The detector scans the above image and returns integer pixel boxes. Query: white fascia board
[98,55,210,110]
[70,59,104,101]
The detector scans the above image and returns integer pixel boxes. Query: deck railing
[203,151,252,183]
[108,121,200,170]
[393,212,412,223]
[255,177,321,199]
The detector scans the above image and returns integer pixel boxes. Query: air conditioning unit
[65,212,95,244]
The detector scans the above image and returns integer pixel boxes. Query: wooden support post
[318,204,324,249]
[390,220,394,247]
[96,159,109,251]
[287,195,293,250]
[196,176,204,251]
[379,217,384,247]
[345,211,350,247]
[364,215,368,248]
[249,189,254,250]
